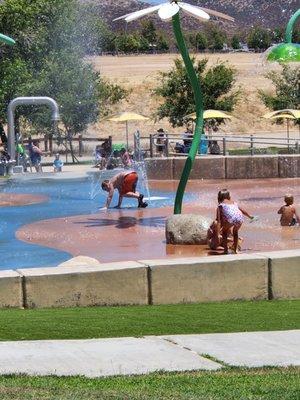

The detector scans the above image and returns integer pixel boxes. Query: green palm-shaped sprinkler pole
[267,8,300,63]
[172,13,204,214]
[114,1,234,214]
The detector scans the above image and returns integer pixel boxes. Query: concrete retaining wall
[17,261,149,308]
[173,157,226,180]
[226,156,279,180]
[278,155,300,178]
[145,155,300,180]
[0,250,299,308]
[261,249,300,300]
[0,270,22,308]
[142,255,268,304]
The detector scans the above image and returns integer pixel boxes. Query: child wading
[278,194,300,226]
[101,170,148,210]
[216,189,254,254]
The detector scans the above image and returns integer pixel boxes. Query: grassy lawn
[0,368,299,399]
[0,300,299,341]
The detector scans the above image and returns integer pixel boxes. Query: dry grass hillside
[88,53,298,143]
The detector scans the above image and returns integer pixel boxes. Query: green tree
[157,33,169,51]
[154,58,239,127]
[115,33,141,53]
[247,26,271,50]
[141,20,157,44]
[138,34,150,52]
[293,28,300,43]
[259,65,300,112]
[205,23,227,51]
[231,35,241,50]
[0,0,127,161]
[188,32,207,52]
[272,27,284,44]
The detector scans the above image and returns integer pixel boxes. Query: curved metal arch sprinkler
[0,33,15,46]
[114,1,234,214]
[7,97,60,161]
[267,8,300,63]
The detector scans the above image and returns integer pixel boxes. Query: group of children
[95,146,131,170]
[207,190,299,254]
[100,170,299,253]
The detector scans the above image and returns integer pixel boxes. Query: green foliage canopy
[231,35,241,50]
[259,65,300,120]
[188,32,208,52]
[247,26,271,50]
[154,58,239,127]
[0,0,127,139]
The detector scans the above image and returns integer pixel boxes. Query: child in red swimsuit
[101,171,148,209]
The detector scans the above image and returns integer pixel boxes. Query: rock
[166,214,210,245]
[58,256,101,268]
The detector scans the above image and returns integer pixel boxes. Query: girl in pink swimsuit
[216,189,254,254]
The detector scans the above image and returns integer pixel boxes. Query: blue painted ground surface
[0,176,195,270]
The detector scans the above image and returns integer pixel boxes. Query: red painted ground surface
[17,179,300,262]
[0,193,48,207]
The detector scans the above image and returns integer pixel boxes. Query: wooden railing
[21,135,112,157]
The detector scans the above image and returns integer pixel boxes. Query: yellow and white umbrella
[185,109,233,121]
[262,109,300,143]
[106,112,149,149]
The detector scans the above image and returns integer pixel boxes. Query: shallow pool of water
[0,176,193,270]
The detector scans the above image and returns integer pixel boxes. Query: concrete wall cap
[229,155,278,159]
[17,261,145,277]
[259,249,300,259]
[0,270,22,278]
[140,254,268,267]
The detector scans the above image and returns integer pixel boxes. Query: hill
[81,0,299,32]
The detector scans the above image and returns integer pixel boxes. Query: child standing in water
[216,189,254,254]
[278,194,300,226]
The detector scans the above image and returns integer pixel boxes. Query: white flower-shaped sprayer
[115,1,234,214]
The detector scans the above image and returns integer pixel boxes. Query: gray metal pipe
[7,96,60,161]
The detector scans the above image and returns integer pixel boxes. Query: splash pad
[1,174,299,270]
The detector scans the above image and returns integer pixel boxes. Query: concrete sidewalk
[0,330,299,377]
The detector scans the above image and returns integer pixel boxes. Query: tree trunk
[67,130,78,164]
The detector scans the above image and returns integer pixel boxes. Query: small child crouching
[216,189,254,254]
[53,153,63,172]
[278,194,300,226]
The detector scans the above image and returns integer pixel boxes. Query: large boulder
[166,214,210,245]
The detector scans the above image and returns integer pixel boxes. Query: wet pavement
[16,178,300,263]
[0,193,48,207]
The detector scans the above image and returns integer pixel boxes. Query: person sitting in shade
[28,139,43,173]
[100,170,148,210]
[182,128,193,151]
[155,128,166,156]
[120,148,132,168]
[53,153,63,172]
[94,145,106,170]
[209,140,221,155]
